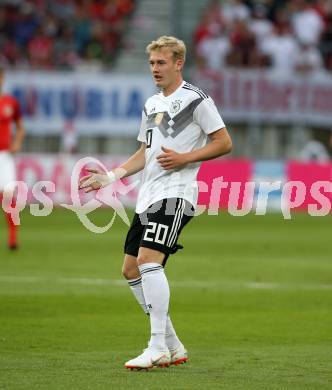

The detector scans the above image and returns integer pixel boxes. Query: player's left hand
[156,146,188,170]
[79,169,115,193]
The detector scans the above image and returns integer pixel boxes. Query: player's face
[149,48,182,91]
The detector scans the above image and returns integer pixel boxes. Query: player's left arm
[157,127,232,170]
[10,118,25,154]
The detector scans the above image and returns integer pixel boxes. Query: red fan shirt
[0,95,21,151]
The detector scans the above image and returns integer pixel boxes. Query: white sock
[138,262,169,351]
[165,314,182,351]
[128,276,182,350]
[128,277,149,314]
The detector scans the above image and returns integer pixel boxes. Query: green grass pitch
[0,208,331,389]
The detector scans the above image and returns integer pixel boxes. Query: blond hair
[146,36,186,62]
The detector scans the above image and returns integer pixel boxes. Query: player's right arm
[10,117,25,153]
[79,143,146,193]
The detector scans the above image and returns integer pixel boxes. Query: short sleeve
[137,109,147,142]
[194,97,225,135]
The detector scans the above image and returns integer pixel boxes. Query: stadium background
[1,1,332,389]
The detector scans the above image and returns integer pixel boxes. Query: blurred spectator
[261,22,299,73]
[194,0,332,74]
[222,0,250,26]
[193,0,225,48]
[294,42,324,73]
[13,2,39,48]
[0,7,10,39]
[0,0,136,70]
[82,21,105,69]
[320,3,332,69]
[73,4,92,55]
[312,0,331,26]
[54,25,80,70]
[326,53,332,71]
[101,0,135,24]
[28,25,54,69]
[226,19,267,67]
[43,12,60,39]
[0,38,20,67]
[291,0,324,45]
[49,0,76,20]
[196,24,230,71]
[248,3,273,50]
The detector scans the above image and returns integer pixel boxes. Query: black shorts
[124,198,194,265]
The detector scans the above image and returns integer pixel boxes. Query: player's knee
[121,266,132,279]
[122,263,139,280]
[122,254,140,279]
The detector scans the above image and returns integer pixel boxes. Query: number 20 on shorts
[143,222,169,245]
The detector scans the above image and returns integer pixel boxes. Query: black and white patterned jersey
[136,80,226,213]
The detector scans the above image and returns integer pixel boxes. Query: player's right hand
[79,169,115,193]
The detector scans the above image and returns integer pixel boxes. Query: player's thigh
[137,247,165,265]
[122,254,140,279]
[0,152,15,192]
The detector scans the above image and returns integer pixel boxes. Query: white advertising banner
[193,69,332,126]
[4,72,155,135]
[4,70,332,136]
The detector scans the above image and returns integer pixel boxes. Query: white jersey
[136,80,225,214]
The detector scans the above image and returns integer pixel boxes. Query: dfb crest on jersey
[155,112,164,125]
[170,100,182,114]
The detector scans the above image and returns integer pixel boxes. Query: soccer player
[80,36,232,369]
[0,68,25,250]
